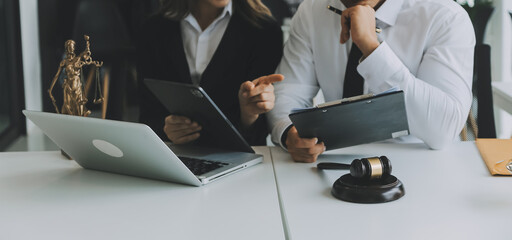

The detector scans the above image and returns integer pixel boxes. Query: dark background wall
[0,0,25,150]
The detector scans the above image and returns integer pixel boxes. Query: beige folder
[475,138,512,176]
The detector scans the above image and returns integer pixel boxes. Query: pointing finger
[256,74,284,86]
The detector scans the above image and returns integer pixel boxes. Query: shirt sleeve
[267,0,320,149]
[357,10,475,149]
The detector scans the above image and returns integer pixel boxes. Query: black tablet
[144,78,254,153]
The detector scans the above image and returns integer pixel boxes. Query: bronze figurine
[48,35,103,117]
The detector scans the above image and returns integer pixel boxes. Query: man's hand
[340,4,380,57]
[163,115,202,144]
[285,126,326,163]
[239,74,284,127]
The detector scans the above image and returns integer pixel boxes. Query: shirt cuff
[357,41,406,93]
[271,118,293,151]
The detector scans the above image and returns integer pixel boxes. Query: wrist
[240,109,258,128]
[359,40,380,58]
[281,125,293,149]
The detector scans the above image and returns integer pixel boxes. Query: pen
[327,5,342,15]
[327,5,382,33]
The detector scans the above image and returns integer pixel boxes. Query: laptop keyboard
[179,157,229,176]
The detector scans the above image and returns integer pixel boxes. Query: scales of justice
[48,35,104,118]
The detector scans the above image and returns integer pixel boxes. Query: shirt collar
[375,0,403,27]
[184,1,232,25]
[221,1,233,18]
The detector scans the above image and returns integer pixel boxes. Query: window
[0,0,25,151]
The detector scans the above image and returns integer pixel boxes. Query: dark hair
[157,0,273,28]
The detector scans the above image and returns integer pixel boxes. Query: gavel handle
[317,162,351,170]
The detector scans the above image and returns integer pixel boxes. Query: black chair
[462,44,496,140]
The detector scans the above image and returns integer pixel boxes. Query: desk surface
[492,81,512,115]
[0,147,284,240]
[271,142,512,240]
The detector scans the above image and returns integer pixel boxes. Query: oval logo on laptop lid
[92,139,123,158]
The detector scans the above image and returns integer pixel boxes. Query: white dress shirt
[181,2,232,84]
[268,0,475,149]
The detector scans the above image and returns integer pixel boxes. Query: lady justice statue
[48,35,103,117]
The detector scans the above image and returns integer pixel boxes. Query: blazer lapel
[200,14,245,86]
[163,20,192,84]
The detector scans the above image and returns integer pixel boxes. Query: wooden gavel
[317,156,392,180]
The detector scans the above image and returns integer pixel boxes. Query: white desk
[492,81,512,115]
[271,142,512,240]
[0,147,284,240]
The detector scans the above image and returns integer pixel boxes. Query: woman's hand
[238,74,284,127]
[163,115,202,144]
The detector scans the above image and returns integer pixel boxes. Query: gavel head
[349,156,392,180]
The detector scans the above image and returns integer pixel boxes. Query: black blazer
[136,13,283,146]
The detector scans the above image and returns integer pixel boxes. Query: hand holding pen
[327,5,381,58]
[327,5,381,33]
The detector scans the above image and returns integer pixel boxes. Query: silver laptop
[23,110,263,186]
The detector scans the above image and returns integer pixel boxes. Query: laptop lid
[22,110,261,186]
[144,78,254,153]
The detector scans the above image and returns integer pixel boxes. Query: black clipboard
[289,91,410,150]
